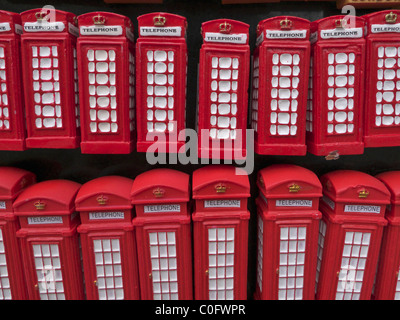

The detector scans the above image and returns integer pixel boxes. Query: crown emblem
[34,200,46,210]
[289,183,301,193]
[386,12,397,24]
[153,187,165,198]
[280,18,293,30]
[219,22,232,34]
[93,14,106,25]
[335,19,347,29]
[153,15,166,27]
[215,183,227,193]
[358,189,369,198]
[35,11,49,22]
[96,195,108,205]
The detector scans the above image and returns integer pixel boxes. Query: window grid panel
[251,56,259,133]
[149,231,179,300]
[32,243,65,300]
[93,238,124,300]
[270,53,300,137]
[208,227,235,300]
[73,48,80,128]
[145,50,175,134]
[335,231,371,300]
[0,46,10,131]
[374,46,400,127]
[278,226,307,300]
[326,52,356,135]
[87,49,118,134]
[306,56,313,132]
[256,215,263,293]
[209,56,239,140]
[395,265,400,300]
[315,220,326,290]
[31,45,63,129]
[129,51,135,132]
[0,229,11,300]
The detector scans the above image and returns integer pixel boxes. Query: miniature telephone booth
[192,165,250,300]
[0,11,26,151]
[0,167,35,300]
[77,12,136,154]
[75,176,140,300]
[13,180,84,300]
[363,11,400,148]
[131,169,192,300]
[315,170,389,300]
[254,164,322,300]
[197,19,250,159]
[306,16,366,157]
[251,17,310,155]
[20,8,80,149]
[374,171,400,299]
[136,12,187,153]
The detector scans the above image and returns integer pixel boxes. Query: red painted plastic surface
[0,167,35,300]
[136,12,187,153]
[316,170,389,300]
[254,165,321,300]
[0,11,26,151]
[13,179,84,300]
[131,169,192,300]
[374,171,400,299]
[20,8,80,149]
[251,17,310,155]
[192,165,250,300]
[76,176,140,300]
[363,10,400,148]
[77,12,135,154]
[197,19,250,160]
[306,15,366,156]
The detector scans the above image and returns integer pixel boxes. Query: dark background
[0,0,395,299]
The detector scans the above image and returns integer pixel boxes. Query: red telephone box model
[13,180,84,300]
[363,11,400,148]
[0,11,26,151]
[20,9,80,149]
[315,170,389,300]
[192,165,250,300]
[77,12,135,154]
[131,169,192,300]
[373,171,400,299]
[254,164,322,300]
[251,17,310,155]
[197,19,250,159]
[75,176,140,300]
[306,16,366,156]
[0,167,35,300]
[136,12,187,153]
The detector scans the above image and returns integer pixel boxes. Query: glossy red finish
[251,17,310,155]
[363,10,400,148]
[254,165,322,300]
[197,19,250,160]
[316,170,390,300]
[13,180,84,300]
[307,15,366,156]
[374,171,400,300]
[136,12,187,153]
[20,8,80,149]
[0,167,35,300]
[77,12,135,154]
[76,176,140,300]
[0,11,26,151]
[192,165,250,300]
[131,169,192,300]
